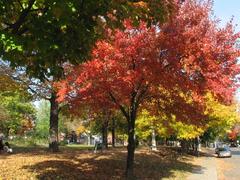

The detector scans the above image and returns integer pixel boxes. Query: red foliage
[228,130,238,141]
[57,1,240,176]
[57,0,239,121]
[57,21,161,116]
[228,125,240,140]
[158,0,240,103]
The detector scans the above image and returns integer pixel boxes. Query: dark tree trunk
[109,90,142,179]
[181,139,188,153]
[125,111,136,179]
[102,120,108,149]
[112,118,115,148]
[194,137,200,156]
[49,91,59,152]
[6,128,10,138]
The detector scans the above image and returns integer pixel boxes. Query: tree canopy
[0,0,175,79]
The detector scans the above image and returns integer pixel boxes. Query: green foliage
[34,100,50,139]
[0,0,173,80]
[0,89,35,135]
[34,100,69,139]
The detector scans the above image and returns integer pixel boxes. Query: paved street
[216,147,240,180]
[187,149,217,180]
[188,148,240,180]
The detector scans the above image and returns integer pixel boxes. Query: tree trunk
[181,139,188,153]
[126,114,136,179]
[102,120,108,149]
[49,91,59,152]
[112,118,115,148]
[6,128,10,138]
[151,128,157,151]
[195,136,200,156]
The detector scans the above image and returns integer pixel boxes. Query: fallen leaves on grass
[0,146,198,180]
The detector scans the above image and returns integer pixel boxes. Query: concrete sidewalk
[187,149,217,180]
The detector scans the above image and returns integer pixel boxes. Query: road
[188,147,240,180]
[216,147,240,180]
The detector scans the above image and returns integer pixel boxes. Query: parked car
[216,147,232,158]
[215,144,226,154]
[230,142,238,147]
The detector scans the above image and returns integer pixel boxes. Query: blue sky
[213,0,240,31]
[213,1,240,101]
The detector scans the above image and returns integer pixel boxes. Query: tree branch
[17,0,24,10]
[135,84,149,109]
[4,0,36,35]
[109,91,129,120]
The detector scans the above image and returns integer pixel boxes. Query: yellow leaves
[132,1,148,9]
[76,125,86,135]
[136,109,158,139]
[0,75,19,92]
[136,106,207,140]
[203,92,239,137]
[172,121,204,140]
[137,92,238,141]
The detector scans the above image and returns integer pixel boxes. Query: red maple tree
[57,0,240,178]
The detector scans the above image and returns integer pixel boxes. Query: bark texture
[49,91,59,152]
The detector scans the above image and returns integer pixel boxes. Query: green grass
[63,144,94,150]
[8,136,48,148]
[9,137,95,150]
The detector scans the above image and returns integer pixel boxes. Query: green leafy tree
[0,69,35,136]
[35,100,50,139]
[0,90,35,136]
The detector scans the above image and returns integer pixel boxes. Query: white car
[217,147,232,158]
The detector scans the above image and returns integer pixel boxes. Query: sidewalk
[187,148,217,180]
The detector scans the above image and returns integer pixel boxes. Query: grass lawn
[0,145,200,180]
[63,144,94,150]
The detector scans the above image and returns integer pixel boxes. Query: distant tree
[202,93,239,141]
[0,89,35,136]
[34,100,50,139]
[0,64,35,136]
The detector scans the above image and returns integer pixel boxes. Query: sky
[213,0,240,31]
[212,1,240,101]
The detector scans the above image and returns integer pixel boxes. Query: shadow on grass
[19,146,203,180]
[23,158,124,180]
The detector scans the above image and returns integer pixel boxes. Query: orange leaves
[57,0,239,124]
[57,21,160,113]
[0,146,188,179]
